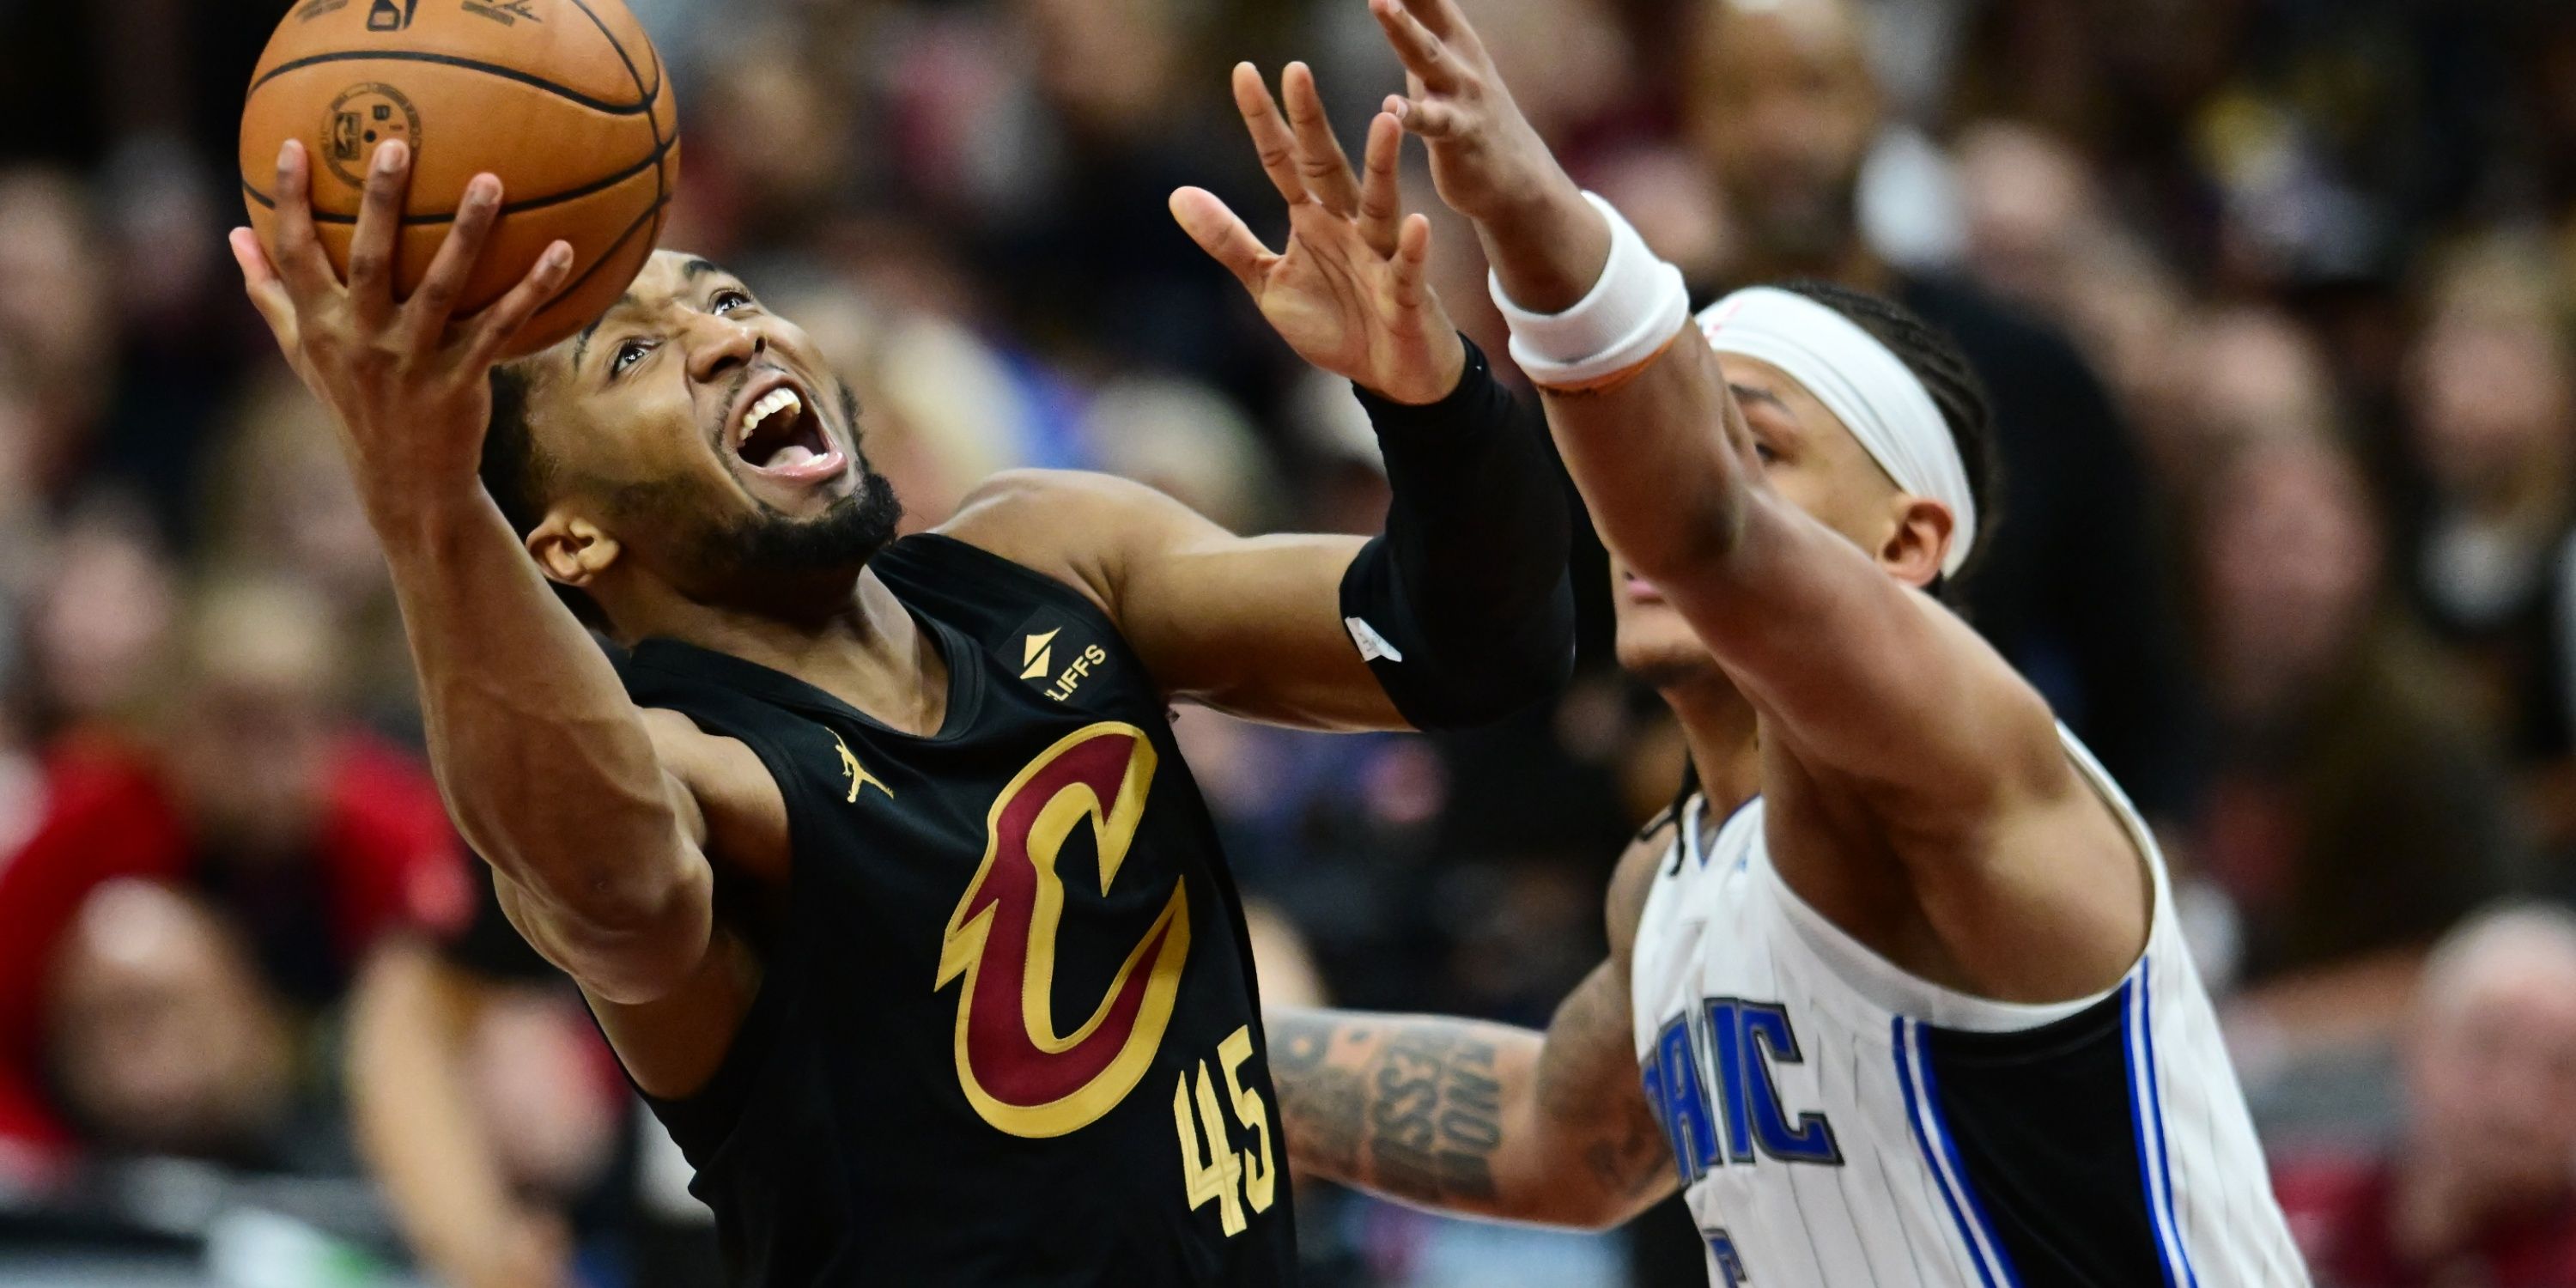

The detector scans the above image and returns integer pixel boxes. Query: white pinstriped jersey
[1629,729,2308,1287]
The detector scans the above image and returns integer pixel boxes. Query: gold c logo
[934,722,1189,1138]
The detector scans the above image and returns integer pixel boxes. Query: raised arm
[1267,835,1673,1228]
[227,140,744,1008]
[1364,0,2057,803]
[1364,0,2146,996]
[949,63,1571,732]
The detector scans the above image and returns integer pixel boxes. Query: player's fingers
[1357,111,1405,257]
[1369,0,1459,92]
[1391,211,1434,312]
[1281,63,1364,219]
[346,138,412,325]
[1384,91,1467,140]
[1233,63,1309,207]
[1396,0,1472,46]
[404,173,503,345]
[459,240,573,368]
[268,139,340,307]
[228,227,298,345]
[1170,186,1276,293]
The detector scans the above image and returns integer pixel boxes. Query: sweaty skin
[1265,0,2148,1229]
[226,62,1494,1106]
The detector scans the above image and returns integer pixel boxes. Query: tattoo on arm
[1267,990,1673,1226]
[1367,1028,1504,1202]
[1267,1011,1516,1211]
[1538,966,1673,1206]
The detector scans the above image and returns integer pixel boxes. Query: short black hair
[478,362,610,629]
[1777,280,2002,598]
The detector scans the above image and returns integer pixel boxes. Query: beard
[623,380,908,611]
[713,465,903,579]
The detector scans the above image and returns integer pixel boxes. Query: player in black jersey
[227,64,1571,1287]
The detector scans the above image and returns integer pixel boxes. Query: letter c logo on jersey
[935,722,1190,1138]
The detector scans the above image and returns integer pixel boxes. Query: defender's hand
[228,138,572,522]
[1172,62,1465,405]
[1369,0,1578,228]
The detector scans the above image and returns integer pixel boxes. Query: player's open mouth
[1625,574,1664,605]
[728,376,845,483]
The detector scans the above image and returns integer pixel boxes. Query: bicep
[1530,957,1676,1224]
[493,714,779,1005]
[946,470,1403,731]
[1118,527,1401,728]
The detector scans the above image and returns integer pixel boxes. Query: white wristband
[1491,191,1689,389]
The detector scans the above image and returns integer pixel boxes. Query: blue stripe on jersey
[1893,1018,2018,1287]
[2124,963,2202,1288]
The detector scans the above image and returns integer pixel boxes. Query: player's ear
[1879,495,1951,591]
[529,512,620,590]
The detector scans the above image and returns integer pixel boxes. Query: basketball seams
[239,0,676,354]
[238,128,674,225]
[548,193,670,307]
[248,49,654,116]
[556,0,668,237]
[558,0,659,116]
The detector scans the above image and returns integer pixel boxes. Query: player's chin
[1614,612,1715,688]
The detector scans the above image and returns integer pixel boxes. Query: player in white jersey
[1262,0,2310,1282]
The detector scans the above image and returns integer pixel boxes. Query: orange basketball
[239,0,679,357]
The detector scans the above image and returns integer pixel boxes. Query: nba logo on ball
[323,83,421,188]
[240,0,677,355]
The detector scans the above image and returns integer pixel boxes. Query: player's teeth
[743,388,800,435]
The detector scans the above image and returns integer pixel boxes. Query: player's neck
[647,571,951,736]
[1663,672,1762,816]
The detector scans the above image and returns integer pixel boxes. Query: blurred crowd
[9,0,2576,1284]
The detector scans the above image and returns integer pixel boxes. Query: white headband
[1697,287,1978,576]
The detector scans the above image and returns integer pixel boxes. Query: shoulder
[638,708,789,886]
[1606,817,1676,969]
[638,708,777,807]
[934,468,1212,617]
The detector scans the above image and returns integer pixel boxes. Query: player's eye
[712,289,753,314]
[1753,440,1781,465]
[611,339,652,377]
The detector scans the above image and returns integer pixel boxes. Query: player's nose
[684,313,764,384]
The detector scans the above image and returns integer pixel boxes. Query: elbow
[477,833,715,1005]
[1395,593,1576,729]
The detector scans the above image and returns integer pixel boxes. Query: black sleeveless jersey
[612,534,1299,1287]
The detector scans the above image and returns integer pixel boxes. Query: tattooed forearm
[1366,1028,1504,1202]
[1263,963,1676,1227]
[1539,962,1676,1206]
[1267,1010,1535,1214]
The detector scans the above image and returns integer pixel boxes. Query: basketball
[238,0,678,357]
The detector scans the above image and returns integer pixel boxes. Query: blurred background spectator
[2272,904,2576,1285]
[5,0,2576,1283]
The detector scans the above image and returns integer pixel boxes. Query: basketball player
[1263,3,2311,1283]
[224,64,1574,1285]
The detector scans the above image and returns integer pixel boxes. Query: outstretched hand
[229,137,572,521]
[1365,0,1607,313]
[1367,0,1577,226]
[1172,62,1465,405]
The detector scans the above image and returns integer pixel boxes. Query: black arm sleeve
[1339,337,1576,729]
